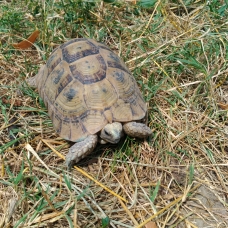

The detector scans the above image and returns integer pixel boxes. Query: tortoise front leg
[66,135,98,168]
[123,122,152,139]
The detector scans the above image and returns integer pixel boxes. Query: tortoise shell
[35,38,147,142]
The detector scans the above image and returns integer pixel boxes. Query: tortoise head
[100,122,123,144]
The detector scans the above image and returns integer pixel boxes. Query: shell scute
[62,39,99,63]
[80,110,107,135]
[84,79,117,110]
[46,49,62,74]
[69,54,107,84]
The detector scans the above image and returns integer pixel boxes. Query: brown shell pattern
[36,38,147,142]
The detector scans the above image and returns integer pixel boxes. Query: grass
[0,0,228,227]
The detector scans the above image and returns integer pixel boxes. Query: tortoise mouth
[100,136,121,144]
[106,137,121,144]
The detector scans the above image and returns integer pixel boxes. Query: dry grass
[0,0,228,227]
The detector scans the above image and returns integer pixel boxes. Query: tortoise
[28,38,152,168]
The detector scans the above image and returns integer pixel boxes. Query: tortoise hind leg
[123,122,152,139]
[26,65,45,87]
[66,135,98,168]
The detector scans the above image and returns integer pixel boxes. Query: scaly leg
[123,122,152,138]
[66,135,98,168]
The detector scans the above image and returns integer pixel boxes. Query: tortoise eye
[104,129,110,136]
